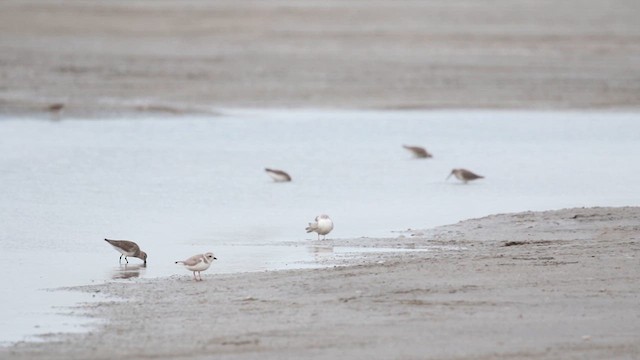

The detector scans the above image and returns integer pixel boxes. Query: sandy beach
[2,207,639,359]
[1,0,640,117]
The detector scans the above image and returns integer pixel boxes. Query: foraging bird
[403,145,432,159]
[447,168,484,184]
[104,238,148,264]
[175,252,217,281]
[265,168,292,182]
[305,214,334,240]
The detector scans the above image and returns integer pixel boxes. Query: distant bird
[265,168,292,182]
[305,214,334,240]
[447,168,484,184]
[175,252,217,281]
[47,103,65,113]
[104,238,148,264]
[403,145,432,158]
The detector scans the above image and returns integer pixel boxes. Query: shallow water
[1,109,639,344]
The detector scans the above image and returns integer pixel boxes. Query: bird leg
[119,255,122,264]
[192,272,197,281]
[125,256,129,264]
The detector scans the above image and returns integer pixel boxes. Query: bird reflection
[111,263,146,279]
[309,245,334,262]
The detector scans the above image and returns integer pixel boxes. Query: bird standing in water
[104,239,147,264]
[447,168,484,184]
[402,145,433,159]
[265,168,292,182]
[305,214,334,240]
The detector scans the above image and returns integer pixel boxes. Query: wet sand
[3,207,639,359]
[1,0,640,117]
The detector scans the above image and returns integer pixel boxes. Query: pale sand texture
[1,0,640,117]
[3,207,639,359]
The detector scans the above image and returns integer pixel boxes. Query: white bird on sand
[104,238,147,264]
[447,168,484,184]
[305,214,334,240]
[175,252,217,281]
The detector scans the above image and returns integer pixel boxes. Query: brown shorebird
[175,252,217,281]
[48,103,65,113]
[265,168,292,182]
[104,239,148,264]
[306,214,334,240]
[447,168,484,184]
[402,145,432,159]
[47,103,65,120]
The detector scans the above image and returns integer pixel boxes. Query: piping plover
[447,168,484,184]
[175,252,217,281]
[104,238,148,264]
[305,214,334,240]
[403,145,432,158]
[265,168,292,182]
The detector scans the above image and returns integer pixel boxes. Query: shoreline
[3,99,640,118]
[3,207,639,359]
[2,107,640,123]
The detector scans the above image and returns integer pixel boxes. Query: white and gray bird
[175,252,217,281]
[447,168,484,184]
[305,214,334,240]
[104,238,147,264]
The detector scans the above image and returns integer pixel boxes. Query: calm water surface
[1,110,639,344]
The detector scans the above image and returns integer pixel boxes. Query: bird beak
[214,257,218,260]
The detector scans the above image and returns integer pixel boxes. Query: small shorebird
[403,145,432,159]
[265,168,292,182]
[48,103,65,113]
[447,168,484,184]
[175,252,217,281]
[104,238,148,264]
[305,214,334,240]
[47,103,65,120]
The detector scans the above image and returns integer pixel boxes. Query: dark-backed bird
[265,168,292,182]
[402,145,432,159]
[48,103,65,113]
[104,238,147,264]
[447,168,484,184]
